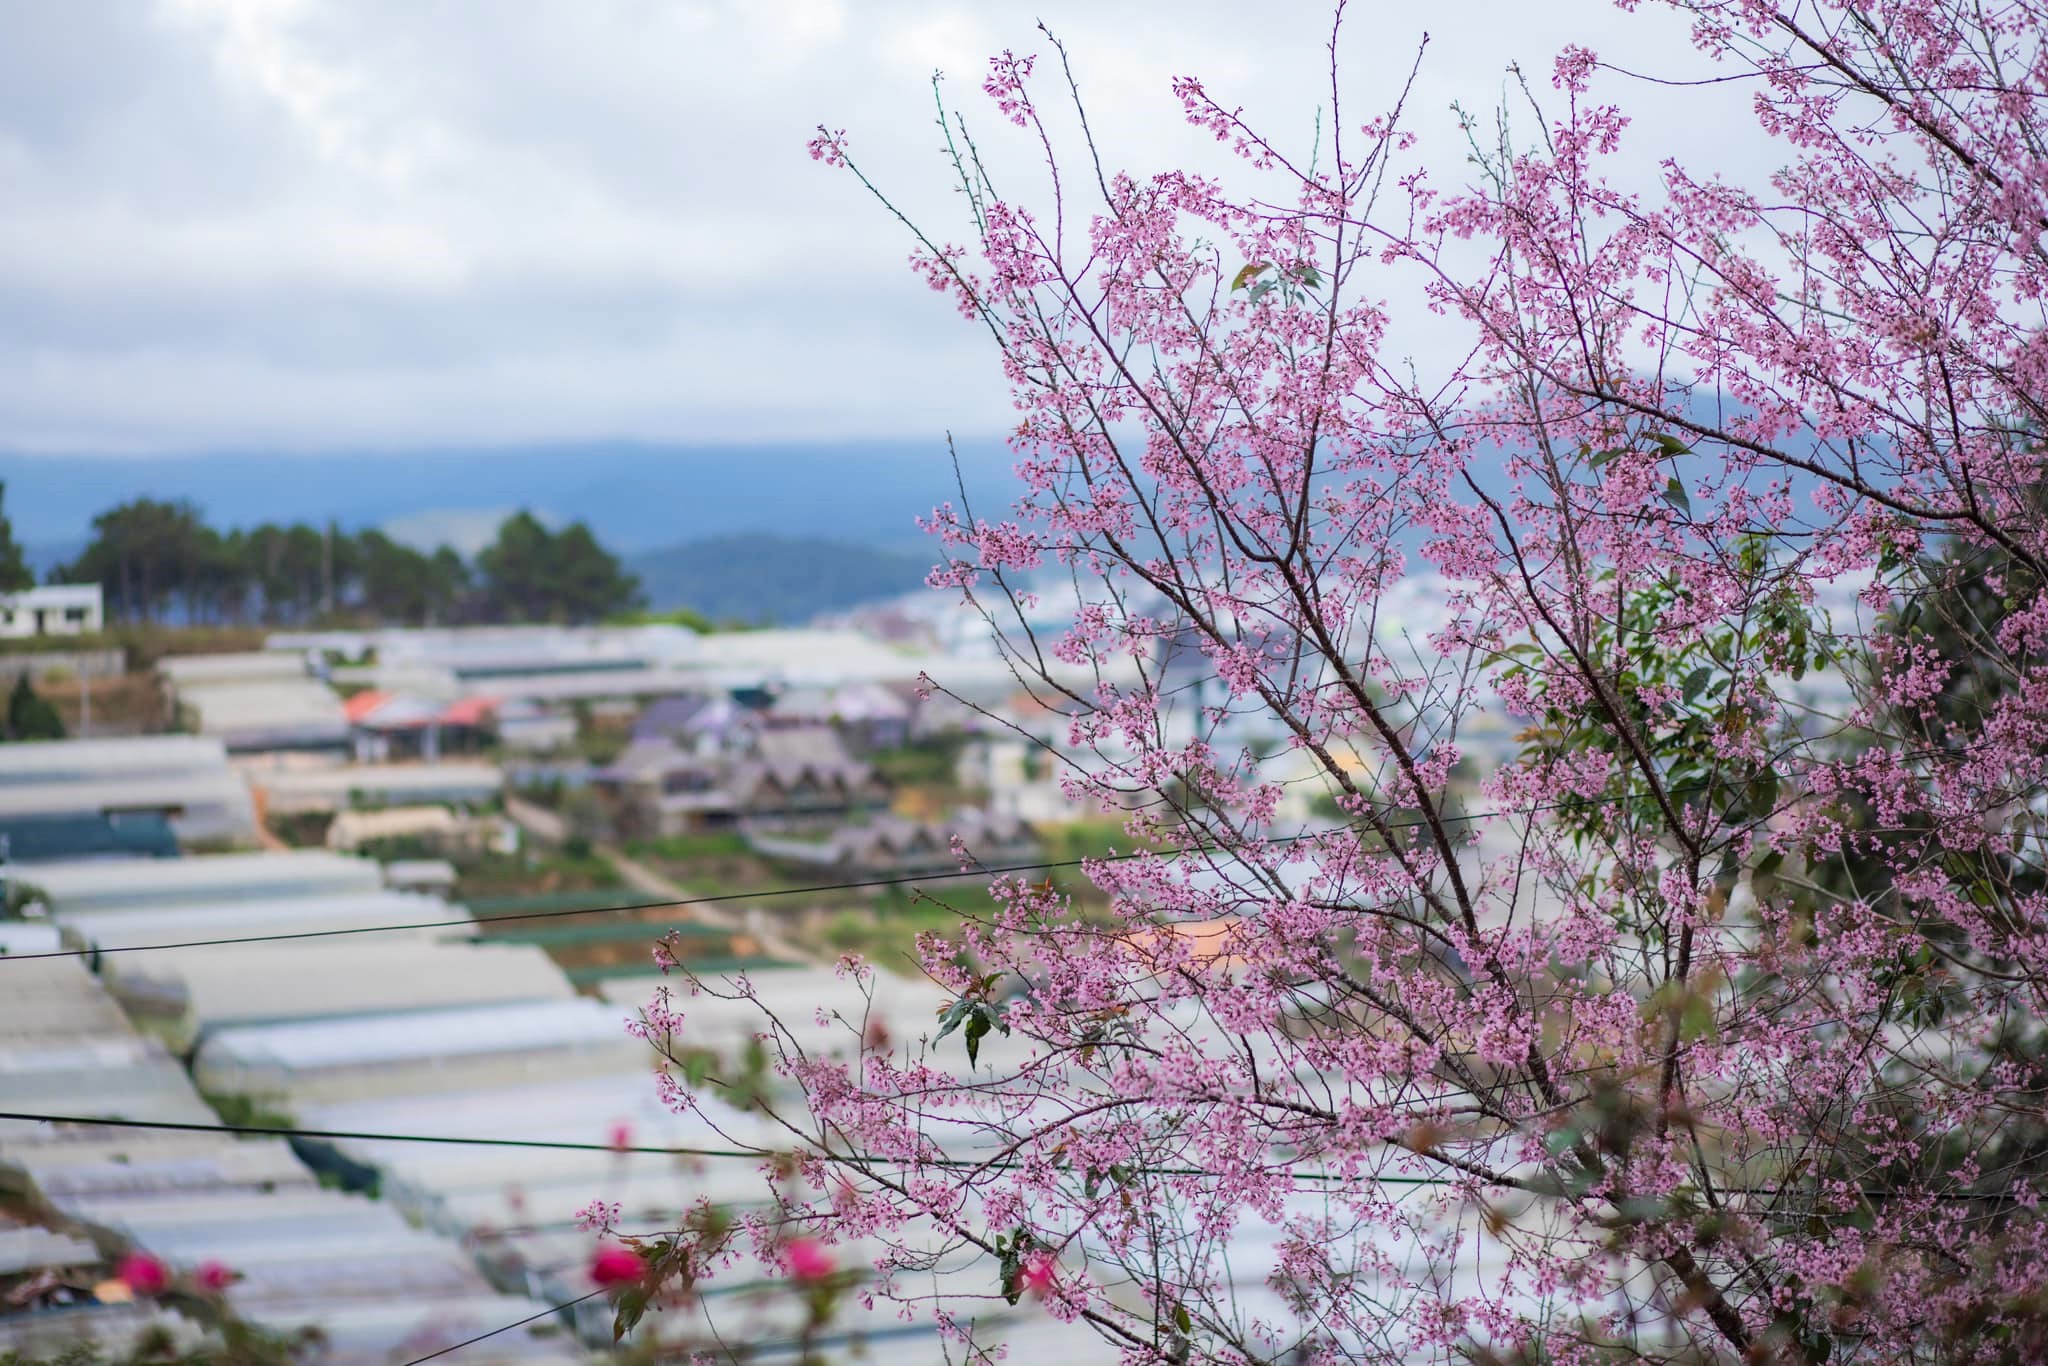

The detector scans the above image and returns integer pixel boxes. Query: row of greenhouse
[0,733,1059,1358]
[0,922,580,1364]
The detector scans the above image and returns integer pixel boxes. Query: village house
[591,723,888,838]
[0,584,103,639]
[747,808,1041,879]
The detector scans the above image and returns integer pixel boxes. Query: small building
[628,690,763,753]
[749,809,1040,879]
[592,725,889,838]
[494,697,577,754]
[766,681,915,751]
[0,584,103,639]
[246,761,504,816]
[324,805,484,856]
[381,858,458,896]
[344,691,496,762]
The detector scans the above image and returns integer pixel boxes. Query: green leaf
[998,1243,1022,1305]
[1615,1195,1669,1222]
[1173,1303,1193,1334]
[1661,478,1692,517]
[964,1006,992,1067]
[1747,766,1781,816]
[1682,666,1713,702]
[1649,432,1692,458]
[1230,261,1271,291]
[935,998,972,1041]
[612,1283,652,1342]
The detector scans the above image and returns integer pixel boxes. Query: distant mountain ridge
[0,441,1013,555]
[630,534,934,624]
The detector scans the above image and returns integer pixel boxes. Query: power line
[0,783,1720,964]
[0,1109,766,1160]
[402,1287,606,1365]
[0,1109,1463,1187]
[5,1106,1896,1200]
[2,851,1143,962]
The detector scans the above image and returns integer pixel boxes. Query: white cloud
[0,0,1777,454]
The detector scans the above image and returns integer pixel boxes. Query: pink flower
[194,1261,235,1293]
[589,1243,643,1288]
[607,1121,634,1153]
[1019,1251,1057,1299]
[782,1238,834,1282]
[117,1253,168,1296]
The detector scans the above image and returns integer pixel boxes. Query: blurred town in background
[0,475,1863,1361]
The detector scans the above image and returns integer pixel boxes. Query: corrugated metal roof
[107,940,575,1030]
[0,922,64,955]
[0,811,179,862]
[0,770,257,846]
[178,678,349,747]
[25,849,382,912]
[0,932,592,1364]
[56,890,470,949]
[196,999,632,1070]
[0,734,231,785]
[341,689,393,723]
[0,1221,98,1275]
[157,651,308,683]
[248,761,502,808]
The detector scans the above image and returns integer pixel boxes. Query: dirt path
[599,843,817,966]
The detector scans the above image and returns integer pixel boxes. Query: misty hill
[1,441,1011,556]
[630,534,934,625]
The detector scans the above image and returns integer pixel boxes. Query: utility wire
[0,1109,1468,1187]
[0,1109,767,1160]
[4,1107,1891,1200]
[0,783,1718,964]
[401,1287,607,1364]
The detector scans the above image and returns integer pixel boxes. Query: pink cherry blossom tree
[634,0,2048,1359]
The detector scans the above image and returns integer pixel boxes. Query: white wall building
[0,584,103,638]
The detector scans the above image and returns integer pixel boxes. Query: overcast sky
[1,0,1767,457]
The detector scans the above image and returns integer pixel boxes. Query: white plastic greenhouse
[191,999,649,1104]
[55,889,471,953]
[24,849,382,914]
[104,940,576,1041]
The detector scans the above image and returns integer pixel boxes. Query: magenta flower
[588,1243,643,1288]
[1019,1251,1057,1299]
[116,1253,168,1296]
[782,1238,834,1282]
[194,1260,236,1293]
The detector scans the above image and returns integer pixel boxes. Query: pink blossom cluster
[648,1,2048,1359]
